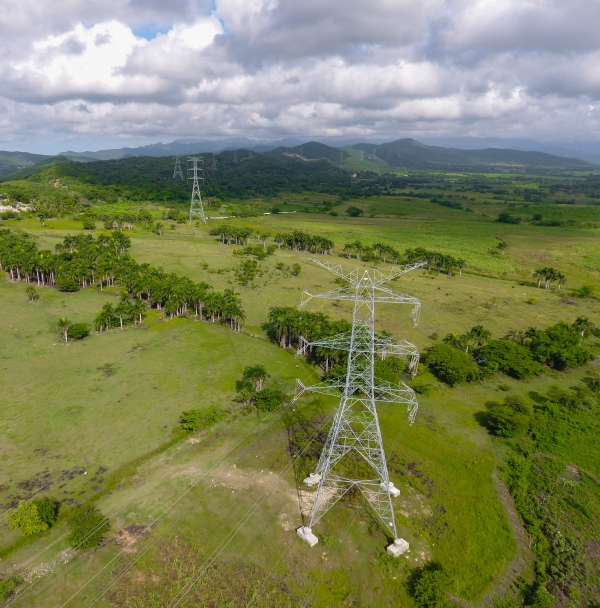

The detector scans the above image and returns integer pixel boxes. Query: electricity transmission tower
[233,150,238,163]
[295,259,425,550]
[361,151,364,161]
[187,157,206,224]
[173,155,183,179]
[211,153,217,171]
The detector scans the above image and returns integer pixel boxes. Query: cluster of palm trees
[342,241,402,263]
[405,247,466,275]
[442,325,492,353]
[273,230,334,255]
[505,317,595,347]
[209,225,252,245]
[0,229,246,333]
[266,306,351,370]
[533,267,567,290]
[0,230,131,287]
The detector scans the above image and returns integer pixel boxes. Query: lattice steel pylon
[187,157,206,224]
[294,258,426,545]
[211,153,217,171]
[173,155,183,179]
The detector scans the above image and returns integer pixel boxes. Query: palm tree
[468,325,492,348]
[572,316,595,344]
[131,299,147,325]
[442,333,467,351]
[242,365,269,392]
[57,317,71,343]
[555,271,567,290]
[26,285,38,302]
[504,328,525,345]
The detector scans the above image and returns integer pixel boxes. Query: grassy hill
[0,150,51,178]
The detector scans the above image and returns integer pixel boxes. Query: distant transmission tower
[211,153,217,171]
[295,259,425,553]
[173,155,183,179]
[361,151,364,161]
[373,147,377,159]
[249,150,253,159]
[233,150,238,162]
[187,157,206,224]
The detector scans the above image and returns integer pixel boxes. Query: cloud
[1,0,600,152]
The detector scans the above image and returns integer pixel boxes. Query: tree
[7,501,48,535]
[67,505,109,549]
[345,206,364,217]
[408,562,452,608]
[426,344,481,386]
[255,387,286,412]
[131,299,147,325]
[485,396,532,437]
[468,325,492,348]
[155,222,163,236]
[26,284,38,302]
[572,316,595,344]
[242,365,269,392]
[57,317,72,343]
[34,497,60,528]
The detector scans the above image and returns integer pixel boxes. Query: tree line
[0,229,246,332]
[427,318,594,386]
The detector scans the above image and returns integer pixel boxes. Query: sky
[2,0,600,154]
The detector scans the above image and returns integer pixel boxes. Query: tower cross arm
[373,261,427,285]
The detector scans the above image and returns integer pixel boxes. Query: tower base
[380,481,400,497]
[297,526,319,547]
[386,538,409,557]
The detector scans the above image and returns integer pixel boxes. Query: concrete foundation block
[297,526,319,547]
[386,538,409,557]
[303,472,322,487]
[380,481,401,497]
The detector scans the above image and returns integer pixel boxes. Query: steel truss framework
[187,157,206,224]
[173,154,183,179]
[294,259,425,538]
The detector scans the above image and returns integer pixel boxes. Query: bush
[478,340,541,379]
[55,276,80,292]
[7,500,48,535]
[374,357,406,385]
[497,211,521,224]
[67,505,109,549]
[426,344,480,386]
[179,405,227,431]
[485,395,532,437]
[291,263,301,276]
[408,562,452,608]
[0,571,25,603]
[67,322,90,340]
[255,387,286,412]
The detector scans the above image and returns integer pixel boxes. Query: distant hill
[0,150,52,177]
[268,141,349,161]
[350,138,592,168]
[59,137,307,162]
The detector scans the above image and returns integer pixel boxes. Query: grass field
[1,189,599,607]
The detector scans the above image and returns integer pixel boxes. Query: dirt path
[478,476,534,608]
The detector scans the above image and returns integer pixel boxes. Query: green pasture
[1,190,599,606]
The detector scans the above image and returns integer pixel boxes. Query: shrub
[255,387,286,412]
[7,501,48,535]
[291,263,301,276]
[374,357,406,385]
[426,344,480,386]
[179,405,227,431]
[55,276,80,292]
[67,322,90,340]
[497,211,521,224]
[408,562,452,608]
[67,505,109,549]
[478,340,541,379]
[0,571,25,603]
[485,395,532,437]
